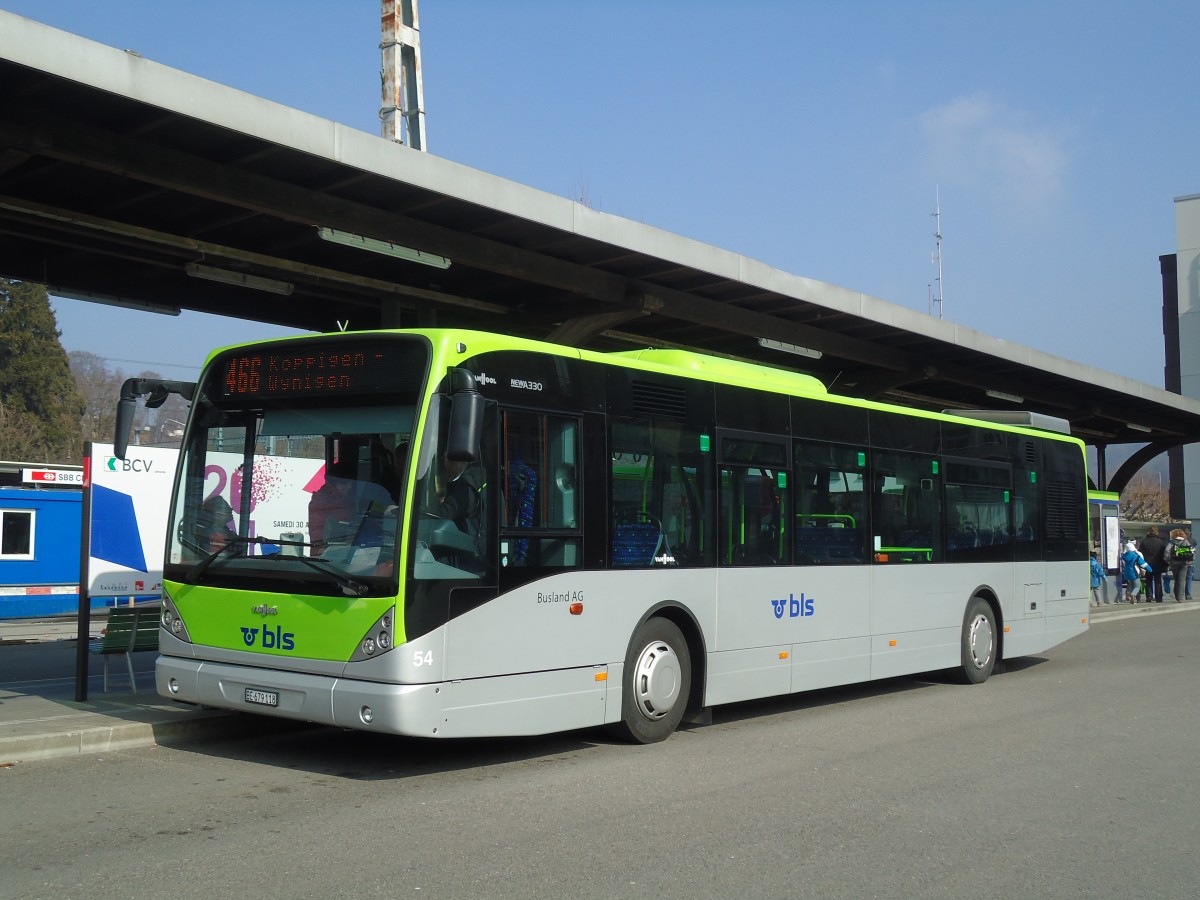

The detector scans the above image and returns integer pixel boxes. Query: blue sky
[4,1,1199,386]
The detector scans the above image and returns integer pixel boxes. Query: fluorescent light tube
[185,263,294,295]
[985,389,1024,404]
[316,227,451,269]
[757,338,823,360]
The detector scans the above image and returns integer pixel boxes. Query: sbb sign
[21,468,84,486]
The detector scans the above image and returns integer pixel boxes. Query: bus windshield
[163,337,429,598]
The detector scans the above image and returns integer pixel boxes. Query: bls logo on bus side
[240,625,296,651]
[771,593,816,619]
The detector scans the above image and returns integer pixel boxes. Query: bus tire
[610,617,691,744]
[957,596,997,684]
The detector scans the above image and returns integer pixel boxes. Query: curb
[1089,602,1200,625]
[0,707,312,766]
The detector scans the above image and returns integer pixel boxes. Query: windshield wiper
[250,536,369,597]
[186,535,370,597]
[185,535,264,583]
[278,555,370,598]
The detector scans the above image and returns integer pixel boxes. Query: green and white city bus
[125,329,1090,743]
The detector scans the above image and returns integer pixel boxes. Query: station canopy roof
[2,11,1199,451]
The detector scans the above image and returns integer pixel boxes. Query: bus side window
[716,433,788,567]
[793,440,869,565]
[500,410,581,568]
[872,451,942,564]
[610,420,712,568]
[720,465,787,566]
[944,460,1013,563]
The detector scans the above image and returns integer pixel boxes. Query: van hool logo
[251,604,279,616]
[475,372,498,386]
[771,593,816,619]
[239,625,295,650]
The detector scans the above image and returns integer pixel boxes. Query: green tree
[0,280,84,462]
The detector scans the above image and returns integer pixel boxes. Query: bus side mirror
[114,396,137,460]
[114,377,196,459]
[446,368,483,463]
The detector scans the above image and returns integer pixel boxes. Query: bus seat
[794,526,861,563]
[506,458,537,563]
[612,518,662,567]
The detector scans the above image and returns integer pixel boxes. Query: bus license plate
[245,688,278,707]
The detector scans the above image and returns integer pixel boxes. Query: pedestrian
[1120,541,1148,604]
[1089,552,1107,606]
[1138,525,1166,602]
[1165,528,1196,603]
[1186,528,1195,600]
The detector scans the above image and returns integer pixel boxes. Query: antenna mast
[929,187,944,318]
[380,0,427,150]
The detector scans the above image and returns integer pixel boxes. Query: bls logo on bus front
[771,593,816,619]
[240,625,296,650]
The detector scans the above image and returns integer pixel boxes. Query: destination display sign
[216,339,426,401]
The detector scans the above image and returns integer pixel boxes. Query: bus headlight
[159,590,192,643]
[349,606,396,663]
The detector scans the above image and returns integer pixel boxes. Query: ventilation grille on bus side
[631,381,687,419]
[1045,478,1083,538]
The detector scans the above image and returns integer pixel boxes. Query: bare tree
[69,352,191,448]
[1121,474,1170,522]
[70,350,126,445]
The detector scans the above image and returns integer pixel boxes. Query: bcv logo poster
[86,442,177,597]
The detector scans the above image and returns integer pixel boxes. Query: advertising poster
[85,442,177,597]
[185,451,324,562]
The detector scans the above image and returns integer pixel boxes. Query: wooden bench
[90,604,161,692]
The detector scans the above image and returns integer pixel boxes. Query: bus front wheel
[611,617,691,744]
[957,596,997,684]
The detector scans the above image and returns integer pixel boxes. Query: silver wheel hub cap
[968,613,994,669]
[633,640,681,721]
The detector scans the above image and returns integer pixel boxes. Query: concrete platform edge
[1,705,314,765]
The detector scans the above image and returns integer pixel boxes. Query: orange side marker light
[569,602,583,615]
[889,639,897,647]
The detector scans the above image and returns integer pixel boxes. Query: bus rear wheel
[611,617,691,744]
[957,596,997,684]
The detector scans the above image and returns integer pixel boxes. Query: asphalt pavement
[1,597,1195,766]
